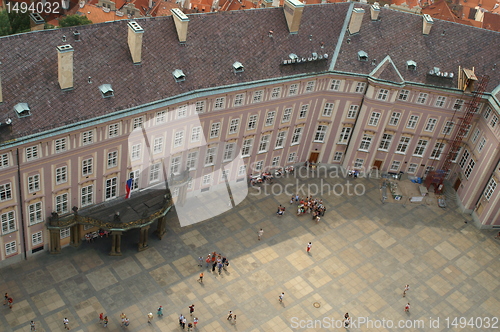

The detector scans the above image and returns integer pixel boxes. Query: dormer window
[14,103,31,118]
[358,51,368,62]
[99,84,114,98]
[173,69,185,82]
[233,61,244,73]
[407,60,417,71]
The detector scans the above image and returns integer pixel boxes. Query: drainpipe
[16,148,28,260]
[341,81,368,165]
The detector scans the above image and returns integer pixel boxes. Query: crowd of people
[291,195,326,221]
[202,252,230,276]
[249,172,274,186]
[84,229,110,243]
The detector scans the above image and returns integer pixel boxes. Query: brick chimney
[29,13,45,31]
[128,21,144,64]
[57,45,74,90]
[422,14,433,35]
[171,8,189,43]
[283,0,304,34]
[370,4,380,21]
[349,8,365,35]
[262,0,273,7]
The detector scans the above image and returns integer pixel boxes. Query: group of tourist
[291,195,326,221]
[203,252,230,276]
[249,172,274,186]
[85,229,110,243]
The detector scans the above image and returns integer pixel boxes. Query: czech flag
[125,178,133,199]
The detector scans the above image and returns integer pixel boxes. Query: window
[55,193,68,214]
[191,127,201,142]
[477,137,486,153]
[133,117,143,128]
[55,166,68,184]
[202,174,212,185]
[462,124,472,137]
[355,82,366,93]
[459,149,470,168]
[234,94,244,107]
[1,211,16,234]
[81,185,93,207]
[223,143,235,161]
[425,118,437,132]
[107,151,118,168]
[490,115,498,128]
[323,103,334,117]
[282,108,292,123]
[5,241,16,255]
[0,183,12,201]
[398,90,409,101]
[55,138,67,153]
[368,112,381,126]
[299,104,308,119]
[424,166,434,175]
[389,112,401,126]
[82,130,94,145]
[339,127,351,144]
[229,119,239,134]
[242,139,253,157]
[174,131,184,148]
[464,158,475,179]
[81,158,93,176]
[205,147,217,166]
[354,158,364,168]
[291,127,302,145]
[258,135,270,153]
[220,170,230,180]
[314,125,327,142]
[129,170,139,190]
[253,90,263,103]
[214,97,225,110]
[333,152,343,162]
[26,146,39,161]
[60,228,70,239]
[131,144,141,161]
[32,231,43,246]
[195,101,205,113]
[377,89,389,100]
[187,151,198,170]
[150,163,161,182]
[255,161,263,171]
[272,156,280,167]
[471,128,480,143]
[359,134,373,151]
[210,122,221,138]
[28,202,43,225]
[177,105,187,118]
[430,142,445,160]
[390,160,401,171]
[330,80,341,91]
[170,156,181,175]
[108,123,119,138]
[413,139,428,157]
[265,111,276,126]
[416,92,428,104]
[0,153,9,168]
[271,87,281,99]
[289,84,298,96]
[275,131,286,149]
[483,107,491,119]
[288,152,296,163]
[406,115,419,129]
[28,175,40,193]
[156,111,166,124]
[396,136,411,154]
[442,121,454,135]
[407,163,418,174]
[453,99,464,111]
[238,165,247,176]
[248,115,258,130]
[305,81,315,92]
[378,134,393,151]
[435,96,446,107]
[104,178,117,199]
[451,146,462,163]
[347,105,358,118]
[484,178,497,200]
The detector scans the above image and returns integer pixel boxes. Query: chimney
[422,14,433,34]
[183,0,191,9]
[262,0,273,7]
[283,0,304,34]
[57,45,74,90]
[29,13,45,31]
[171,8,189,43]
[127,21,144,64]
[348,8,365,35]
[370,4,380,20]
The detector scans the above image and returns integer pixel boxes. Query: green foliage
[59,15,92,28]
[7,11,30,34]
[0,10,11,36]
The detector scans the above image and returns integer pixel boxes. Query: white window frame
[338,127,351,144]
[195,101,205,113]
[265,111,276,126]
[107,151,118,168]
[323,103,334,117]
[378,134,393,151]
[305,81,315,92]
[150,163,161,182]
[459,149,470,168]
[355,82,366,93]
[55,138,67,153]
[442,121,454,135]
[288,152,296,163]
[258,135,270,153]
[28,202,43,225]
[234,94,244,107]
[282,108,292,123]
[377,89,389,100]
[210,122,221,138]
[484,178,497,200]
[314,125,327,143]
[238,165,247,176]
[32,231,43,246]
[390,160,401,171]
[359,134,373,151]
[368,112,381,126]
[0,183,12,202]
[275,131,286,149]
[291,127,302,145]
[354,158,364,168]
[186,151,198,170]
[253,90,263,103]
[0,153,9,169]
[176,105,187,119]
[242,139,253,157]
[289,84,298,96]
[271,87,281,99]
[299,104,308,119]
[170,156,181,175]
[174,131,184,148]
[490,115,498,128]
[191,127,201,143]
[81,184,93,207]
[430,142,445,160]
[424,118,437,132]
[347,105,358,119]
[464,158,475,179]
[1,211,16,234]
[131,144,141,161]
[406,115,419,129]
[205,147,217,166]
[329,79,341,91]
[5,241,16,255]
[223,143,235,161]
[471,128,480,143]
[26,146,39,161]
[108,123,120,138]
[272,156,280,167]
[28,174,40,193]
[55,166,68,184]
[105,178,117,200]
[413,139,428,157]
[396,136,411,154]
[453,99,464,111]
[55,193,69,214]
[333,152,343,162]
[435,96,446,107]
[398,90,409,101]
[407,163,418,174]
[133,116,143,129]
[248,115,257,130]
[82,130,94,145]
[214,97,225,110]
[477,137,486,153]
[388,112,401,126]
[229,119,239,134]
[202,174,212,185]
[156,110,166,124]
[60,228,70,239]
[416,92,428,104]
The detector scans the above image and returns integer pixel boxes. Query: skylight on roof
[14,103,31,118]
[99,84,114,98]
[358,51,368,61]
[407,60,417,70]
[173,69,185,82]
[233,62,244,73]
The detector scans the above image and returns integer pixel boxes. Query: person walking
[403,284,410,297]
[147,312,153,324]
[218,262,223,275]
[63,318,70,330]
[258,228,264,241]
[30,320,36,331]
[4,292,8,305]
[193,317,198,329]
[344,316,351,328]
[233,314,237,324]
[182,317,187,329]
[198,256,203,267]
[198,272,204,283]
[404,303,410,312]
[307,242,312,253]
[103,316,108,327]
[123,318,130,327]
[7,296,13,309]
[99,313,104,324]
[189,304,195,316]
[205,255,211,268]
[227,310,233,320]
[157,306,163,317]
[279,292,285,303]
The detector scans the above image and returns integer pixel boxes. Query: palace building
[0,2,499,267]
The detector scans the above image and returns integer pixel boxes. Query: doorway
[309,152,320,163]
[453,178,461,191]
[373,160,383,171]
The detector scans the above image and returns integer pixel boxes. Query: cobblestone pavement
[1,169,499,332]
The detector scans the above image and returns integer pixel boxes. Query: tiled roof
[369,55,405,84]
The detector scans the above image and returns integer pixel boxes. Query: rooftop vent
[0,118,12,127]
[73,30,80,41]
[232,61,244,73]
[99,84,114,98]
[358,51,368,61]
[370,4,380,20]
[14,103,31,118]
[407,60,417,70]
[173,69,185,82]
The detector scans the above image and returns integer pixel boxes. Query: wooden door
[309,152,320,163]
[453,178,461,191]
[373,160,383,170]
